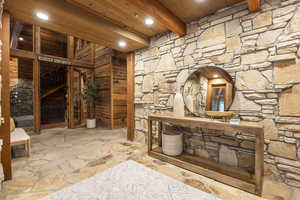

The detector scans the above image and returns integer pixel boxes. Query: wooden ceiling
[5,0,260,52]
[158,0,245,22]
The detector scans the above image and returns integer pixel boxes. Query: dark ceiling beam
[5,0,149,52]
[125,0,186,36]
[247,0,261,12]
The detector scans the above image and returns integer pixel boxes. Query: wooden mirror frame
[182,66,235,117]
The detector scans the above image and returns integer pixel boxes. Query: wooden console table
[148,114,264,195]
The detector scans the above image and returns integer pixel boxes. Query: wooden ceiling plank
[247,0,261,12]
[5,0,149,52]
[66,0,167,37]
[125,0,186,36]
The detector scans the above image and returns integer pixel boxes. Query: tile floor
[0,127,299,200]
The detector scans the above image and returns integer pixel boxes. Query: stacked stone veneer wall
[135,0,300,188]
[10,79,33,117]
[166,124,256,174]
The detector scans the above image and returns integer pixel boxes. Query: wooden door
[72,68,82,127]
[68,67,87,128]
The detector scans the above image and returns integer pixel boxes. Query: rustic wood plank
[112,61,127,128]
[33,25,41,134]
[149,114,263,136]
[248,0,261,12]
[126,0,186,36]
[127,53,135,141]
[67,36,75,128]
[0,12,12,180]
[33,59,41,134]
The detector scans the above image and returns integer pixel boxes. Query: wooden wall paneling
[94,46,113,128]
[95,64,112,127]
[33,25,41,134]
[112,57,127,128]
[0,11,12,180]
[91,44,95,64]
[127,53,135,141]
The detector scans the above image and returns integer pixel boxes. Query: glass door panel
[73,69,81,126]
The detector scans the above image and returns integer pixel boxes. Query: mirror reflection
[183,67,235,116]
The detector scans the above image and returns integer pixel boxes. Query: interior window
[211,85,226,112]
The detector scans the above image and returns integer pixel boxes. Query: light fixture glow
[145,18,154,26]
[18,37,24,41]
[36,12,49,20]
[118,40,127,48]
[194,0,205,3]
[213,74,219,78]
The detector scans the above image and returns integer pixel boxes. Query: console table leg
[158,121,163,147]
[255,132,264,195]
[148,119,153,153]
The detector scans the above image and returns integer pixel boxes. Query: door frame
[127,53,135,141]
[0,11,12,180]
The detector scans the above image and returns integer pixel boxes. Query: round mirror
[183,66,235,117]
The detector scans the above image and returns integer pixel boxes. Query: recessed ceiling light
[36,12,49,20]
[213,74,219,78]
[145,18,154,26]
[194,0,205,3]
[118,40,127,48]
[18,37,24,41]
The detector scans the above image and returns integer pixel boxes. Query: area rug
[41,160,222,200]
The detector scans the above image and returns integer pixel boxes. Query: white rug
[41,160,222,200]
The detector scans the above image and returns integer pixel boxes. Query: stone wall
[166,124,256,173]
[10,79,33,117]
[134,0,300,188]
